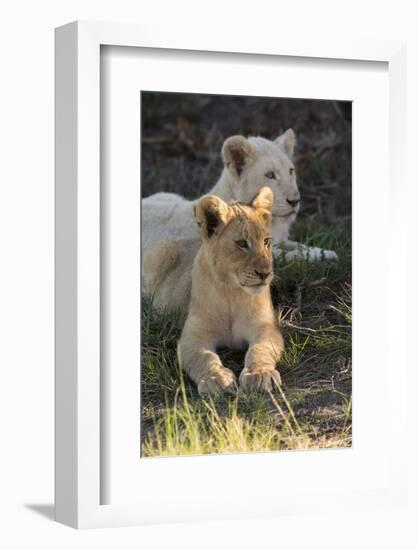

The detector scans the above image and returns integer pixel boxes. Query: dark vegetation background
[141,92,352,456]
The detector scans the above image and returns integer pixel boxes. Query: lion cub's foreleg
[239,327,284,392]
[178,325,237,396]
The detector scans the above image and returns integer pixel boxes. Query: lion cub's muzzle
[240,264,273,288]
[254,269,272,285]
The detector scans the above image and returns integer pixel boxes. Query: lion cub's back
[142,238,201,314]
[141,194,198,251]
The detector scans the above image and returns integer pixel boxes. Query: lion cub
[177,187,283,396]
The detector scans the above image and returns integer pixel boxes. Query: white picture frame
[55,20,407,529]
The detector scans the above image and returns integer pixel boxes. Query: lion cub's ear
[222,136,254,179]
[251,186,273,224]
[275,128,296,159]
[195,195,229,239]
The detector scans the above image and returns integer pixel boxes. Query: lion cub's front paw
[239,367,281,392]
[197,367,237,397]
[279,244,338,262]
[322,249,338,260]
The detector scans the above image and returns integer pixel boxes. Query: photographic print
[141,92,352,458]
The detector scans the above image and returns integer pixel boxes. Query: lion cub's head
[195,187,274,295]
[221,129,300,224]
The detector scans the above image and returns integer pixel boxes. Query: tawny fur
[142,129,337,261]
[144,187,284,396]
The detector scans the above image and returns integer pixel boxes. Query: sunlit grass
[142,374,350,457]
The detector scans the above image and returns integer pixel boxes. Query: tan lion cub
[178,187,284,396]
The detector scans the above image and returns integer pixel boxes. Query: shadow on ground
[24,503,55,521]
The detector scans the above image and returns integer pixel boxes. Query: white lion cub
[142,129,337,261]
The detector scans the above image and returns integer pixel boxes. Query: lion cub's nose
[286,198,300,208]
[255,270,271,282]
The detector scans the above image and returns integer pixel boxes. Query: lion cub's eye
[289,167,295,176]
[235,239,249,250]
[265,171,276,180]
[264,237,272,248]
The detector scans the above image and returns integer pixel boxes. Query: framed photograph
[139,89,350,461]
[55,21,407,528]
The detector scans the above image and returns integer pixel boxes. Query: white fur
[142,130,337,260]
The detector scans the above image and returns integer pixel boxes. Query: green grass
[141,221,352,457]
